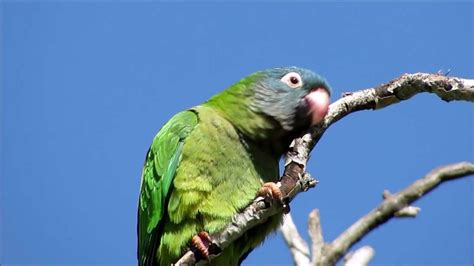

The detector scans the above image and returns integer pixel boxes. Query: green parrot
[138,67,331,265]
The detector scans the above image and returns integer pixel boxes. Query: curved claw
[190,231,212,260]
[257,182,283,200]
[257,182,290,214]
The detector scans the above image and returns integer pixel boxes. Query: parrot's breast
[158,105,282,265]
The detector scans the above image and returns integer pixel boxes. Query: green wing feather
[137,110,198,266]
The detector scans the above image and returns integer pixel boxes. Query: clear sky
[1,2,473,265]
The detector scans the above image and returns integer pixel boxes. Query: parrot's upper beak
[305,88,330,125]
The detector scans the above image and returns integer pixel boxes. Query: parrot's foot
[257,182,290,213]
[191,231,211,260]
[190,231,223,261]
[257,182,283,200]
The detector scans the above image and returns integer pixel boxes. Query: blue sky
[1,2,472,265]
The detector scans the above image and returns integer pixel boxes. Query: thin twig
[308,209,324,263]
[343,246,375,266]
[280,214,311,266]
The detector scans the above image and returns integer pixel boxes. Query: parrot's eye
[281,72,303,88]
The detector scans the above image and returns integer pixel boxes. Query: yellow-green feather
[138,110,198,266]
[205,73,280,140]
[138,104,282,265]
[159,105,281,265]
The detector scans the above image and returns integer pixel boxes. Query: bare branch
[308,209,324,263]
[174,198,279,266]
[343,246,375,266]
[394,206,421,217]
[308,73,474,150]
[316,162,474,265]
[383,190,421,217]
[280,214,311,266]
[174,73,473,265]
[175,176,316,265]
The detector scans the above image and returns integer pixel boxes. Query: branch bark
[174,73,474,265]
[343,246,375,266]
[279,162,473,266]
[308,210,324,263]
[316,161,474,265]
[280,214,311,266]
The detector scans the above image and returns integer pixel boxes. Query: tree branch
[316,162,474,265]
[174,197,276,265]
[308,209,324,264]
[280,162,472,266]
[174,73,474,265]
[343,246,375,266]
[308,73,474,149]
[280,214,311,266]
[281,162,474,266]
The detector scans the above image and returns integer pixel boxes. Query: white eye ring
[281,72,303,88]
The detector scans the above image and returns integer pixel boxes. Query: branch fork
[280,162,473,266]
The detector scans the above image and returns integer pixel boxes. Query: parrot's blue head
[251,66,332,132]
[205,66,331,150]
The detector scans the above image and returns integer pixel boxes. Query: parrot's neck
[204,87,283,141]
[203,99,297,159]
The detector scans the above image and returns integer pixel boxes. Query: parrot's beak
[305,88,330,125]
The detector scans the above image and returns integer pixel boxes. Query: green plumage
[138,67,331,265]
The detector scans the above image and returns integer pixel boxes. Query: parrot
[137,67,331,266]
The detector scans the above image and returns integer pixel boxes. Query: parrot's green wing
[138,110,198,266]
